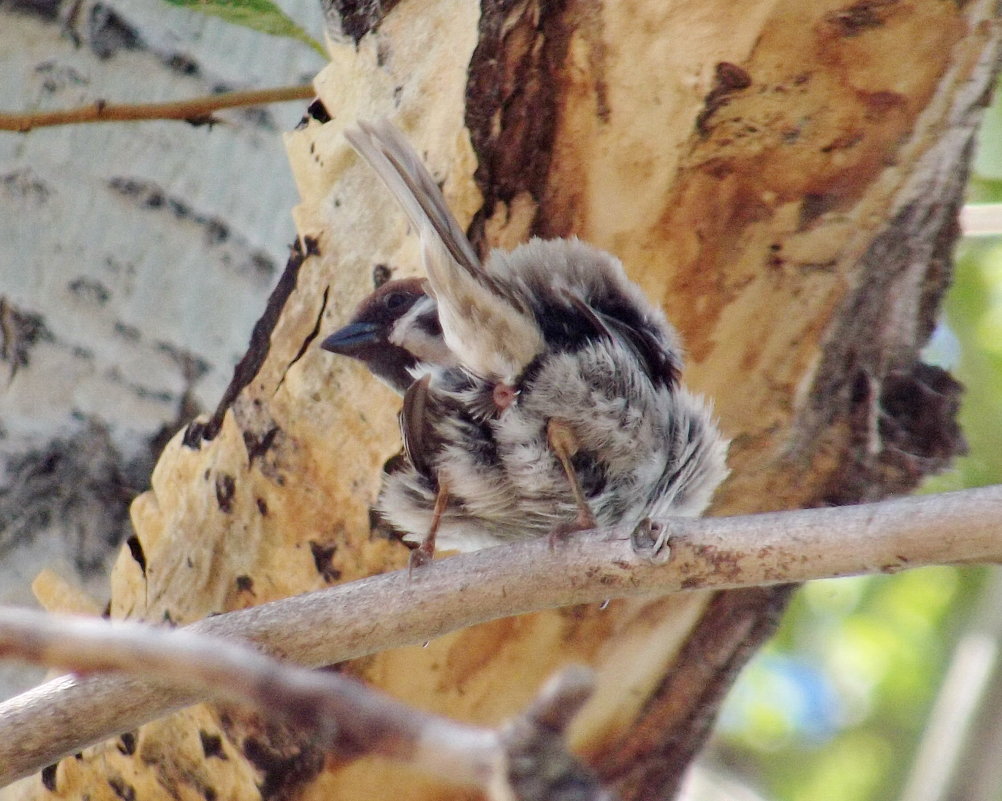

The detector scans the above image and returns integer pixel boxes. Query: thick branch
[1,485,1000,784]
[0,609,610,801]
[0,85,315,132]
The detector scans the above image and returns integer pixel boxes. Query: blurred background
[694,78,1002,801]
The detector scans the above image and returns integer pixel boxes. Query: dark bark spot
[858,89,907,121]
[309,541,342,583]
[215,473,236,513]
[2,168,52,202]
[199,731,227,759]
[826,0,898,36]
[240,729,325,801]
[163,53,200,77]
[879,364,965,461]
[41,764,58,791]
[204,219,229,245]
[68,277,111,305]
[86,4,143,59]
[0,297,52,376]
[307,99,330,124]
[107,777,136,801]
[5,0,59,19]
[113,322,140,341]
[798,192,838,228]
[715,61,752,90]
[244,426,280,465]
[126,535,146,575]
[322,0,401,43]
[372,263,393,288]
[182,421,207,449]
[696,62,754,137]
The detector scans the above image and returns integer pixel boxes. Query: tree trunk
[10,1,1000,801]
[0,0,323,697]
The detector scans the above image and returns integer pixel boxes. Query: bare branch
[502,668,616,801]
[0,607,612,801]
[960,203,1002,237]
[1,485,1000,785]
[0,86,315,132]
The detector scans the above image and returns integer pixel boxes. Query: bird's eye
[383,292,410,311]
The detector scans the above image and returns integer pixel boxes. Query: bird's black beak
[320,322,383,355]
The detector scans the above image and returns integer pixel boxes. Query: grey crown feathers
[322,119,729,558]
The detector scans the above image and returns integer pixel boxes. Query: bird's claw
[630,518,671,564]
[408,545,434,575]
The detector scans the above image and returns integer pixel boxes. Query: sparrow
[323,119,729,563]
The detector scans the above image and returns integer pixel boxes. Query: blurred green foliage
[713,80,1002,801]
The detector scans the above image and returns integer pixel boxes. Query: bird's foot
[547,508,599,550]
[408,542,435,574]
[630,518,672,564]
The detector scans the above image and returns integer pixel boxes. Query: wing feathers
[346,120,543,382]
[346,120,482,277]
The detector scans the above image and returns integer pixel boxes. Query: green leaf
[163,0,326,58]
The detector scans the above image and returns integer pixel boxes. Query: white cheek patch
[390,303,458,368]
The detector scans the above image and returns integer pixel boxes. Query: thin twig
[0,85,316,132]
[0,485,1000,785]
[0,608,612,800]
[961,203,1002,237]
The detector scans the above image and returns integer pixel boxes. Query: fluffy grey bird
[323,120,729,563]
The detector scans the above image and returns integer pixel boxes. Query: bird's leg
[546,418,598,546]
[409,482,449,572]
